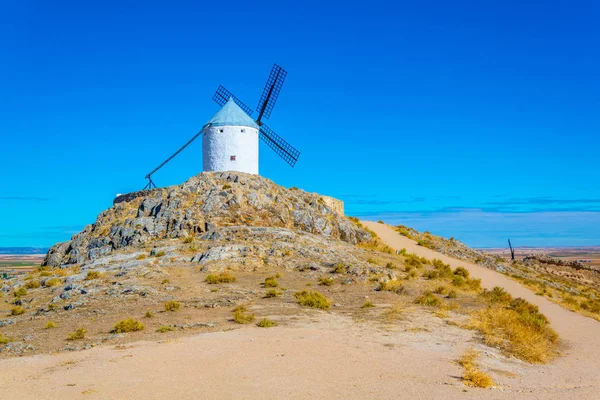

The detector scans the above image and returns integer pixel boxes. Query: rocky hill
[43,172,370,268]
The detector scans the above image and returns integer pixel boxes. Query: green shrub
[164,300,181,312]
[295,290,331,309]
[385,262,396,269]
[144,311,154,318]
[13,287,27,297]
[414,290,442,307]
[377,220,384,224]
[45,321,57,329]
[67,328,87,341]
[205,272,236,284]
[155,251,165,257]
[113,318,145,333]
[422,270,439,280]
[465,278,482,292]
[136,254,147,260]
[257,318,278,328]
[318,277,334,286]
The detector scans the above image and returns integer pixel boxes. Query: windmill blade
[256,64,287,123]
[259,124,299,167]
[212,85,254,116]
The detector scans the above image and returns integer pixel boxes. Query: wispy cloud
[486,197,600,206]
[0,196,50,202]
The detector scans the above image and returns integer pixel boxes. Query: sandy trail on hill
[1,222,599,399]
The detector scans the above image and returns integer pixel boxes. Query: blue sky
[1,0,598,248]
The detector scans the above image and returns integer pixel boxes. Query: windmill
[143,64,299,189]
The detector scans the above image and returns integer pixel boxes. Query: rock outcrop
[43,172,370,267]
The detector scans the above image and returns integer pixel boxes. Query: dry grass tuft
[469,289,558,363]
[113,318,145,333]
[44,278,62,287]
[257,318,278,328]
[233,305,255,324]
[264,289,280,298]
[67,328,87,341]
[45,321,57,329]
[361,300,375,308]
[382,302,405,321]
[458,349,495,388]
[295,290,331,309]
[11,306,26,316]
[376,280,404,294]
[0,333,12,345]
[414,290,442,307]
[13,287,27,297]
[205,272,236,284]
[164,300,181,312]
[24,280,41,289]
[156,325,175,333]
[318,276,334,286]
[85,271,101,280]
[263,276,279,288]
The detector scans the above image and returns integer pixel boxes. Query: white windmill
[143,64,299,189]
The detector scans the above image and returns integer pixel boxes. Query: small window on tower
[230,155,236,161]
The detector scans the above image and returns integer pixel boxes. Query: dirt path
[362,220,600,396]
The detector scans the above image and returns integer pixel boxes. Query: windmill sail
[259,123,299,167]
[256,64,287,122]
[212,85,254,117]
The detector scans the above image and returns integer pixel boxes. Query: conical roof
[204,98,258,129]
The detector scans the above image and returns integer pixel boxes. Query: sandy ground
[1,222,599,399]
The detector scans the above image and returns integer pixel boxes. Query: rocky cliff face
[43,172,370,268]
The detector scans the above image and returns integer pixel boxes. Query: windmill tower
[143,64,299,189]
[202,98,259,174]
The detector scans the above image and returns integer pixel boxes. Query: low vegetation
[67,328,87,341]
[263,276,279,288]
[232,305,255,324]
[318,276,334,286]
[156,325,175,333]
[469,287,558,363]
[164,300,181,312]
[44,278,61,287]
[10,306,26,316]
[295,290,331,309]
[361,300,375,308]
[264,289,280,298]
[205,272,236,284]
[45,321,57,329]
[376,279,404,294]
[458,349,495,388]
[24,280,41,289]
[13,287,27,297]
[113,318,145,333]
[85,271,101,280]
[0,333,12,345]
[257,318,278,328]
[414,290,442,307]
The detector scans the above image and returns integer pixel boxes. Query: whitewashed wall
[202,125,259,174]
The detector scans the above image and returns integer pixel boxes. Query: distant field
[0,255,43,275]
[484,246,600,270]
